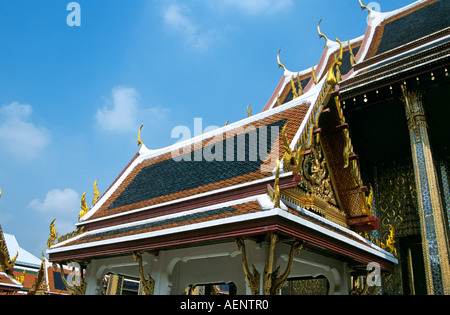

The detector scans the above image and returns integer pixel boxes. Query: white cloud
[29,188,80,214]
[221,0,293,16]
[29,188,82,235]
[95,86,170,134]
[0,102,51,160]
[164,3,197,35]
[96,86,139,133]
[162,4,210,51]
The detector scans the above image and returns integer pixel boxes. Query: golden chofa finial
[326,38,344,87]
[137,123,144,148]
[317,19,329,45]
[277,49,287,75]
[92,179,100,206]
[273,159,281,208]
[296,73,304,96]
[247,104,252,118]
[79,192,89,220]
[359,0,372,14]
[290,76,299,99]
[47,219,58,249]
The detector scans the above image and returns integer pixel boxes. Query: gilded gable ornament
[297,142,335,205]
[137,123,144,148]
[78,192,89,220]
[92,179,100,206]
[47,219,58,249]
[277,49,287,75]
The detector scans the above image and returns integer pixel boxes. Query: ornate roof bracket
[263,233,303,295]
[236,235,303,295]
[52,262,87,295]
[235,238,260,295]
[133,251,155,295]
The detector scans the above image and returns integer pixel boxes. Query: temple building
[46,0,450,295]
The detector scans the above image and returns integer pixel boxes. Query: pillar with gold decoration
[400,84,450,295]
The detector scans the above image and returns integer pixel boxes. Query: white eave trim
[50,202,397,264]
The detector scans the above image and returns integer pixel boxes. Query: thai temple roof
[46,0,450,273]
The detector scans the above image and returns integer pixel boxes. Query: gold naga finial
[47,219,58,249]
[273,159,281,208]
[326,38,344,87]
[290,76,299,99]
[92,179,100,206]
[359,0,372,14]
[277,49,287,75]
[311,65,318,85]
[78,192,89,220]
[225,121,229,126]
[296,73,304,96]
[137,123,144,148]
[247,104,252,118]
[348,40,356,67]
[317,19,329,45]
[282,125,293,171]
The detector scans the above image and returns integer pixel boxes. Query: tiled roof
[0,272,22,291]
[375,0,450,56]
[58,200,262,249]
[84,104,310,222]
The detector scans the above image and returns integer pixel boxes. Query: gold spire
[92,179,100,206]
[277,49,287,75]
[317,19,329,45]
[137,123,144,148]
[79,192,89,220]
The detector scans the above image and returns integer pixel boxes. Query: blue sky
[0,0,414,258]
